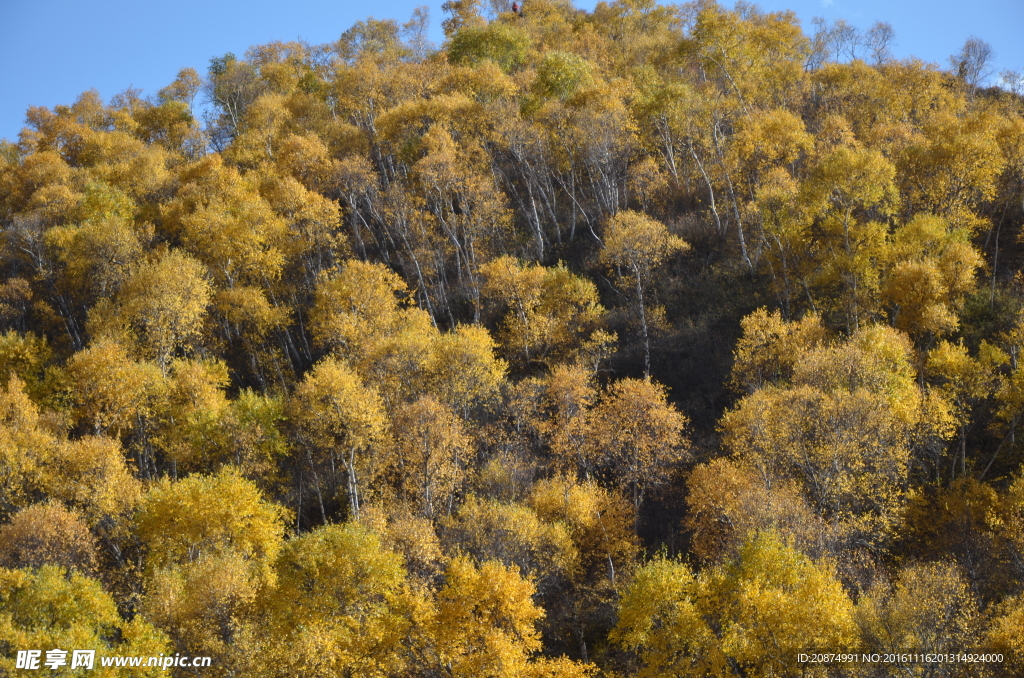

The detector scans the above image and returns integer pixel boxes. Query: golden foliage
[0,565,170,677]
[613,532,857,678]
[0,502,98,572]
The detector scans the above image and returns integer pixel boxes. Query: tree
[0,279,34,335]
[88,250,212,373]
[442,495,578,598]
[425,324,507,419]
[288,357,388,519]
[410,125,516,321]
[142,551,261,670]
[362,508,446,584]
[721,324,954,546]
[310,259,415,357]
[135,468,287,576]
[0,327,49,391]
[160,155,286,290]
[611,555,716,678]
[538,365,600,477]
[203,53,267,144]
[0,502,98,572]
[951,36,995,93]
[430,556,543,677]
[0,397,139,556]
[729,308,828,394]
[685,457,826,564]
[65,340,160,438]
[802,142,898,331]
[857,561,980,669]
[995,473,1024,575]
[0,376,53,519]
[613,531,857,678]
[896,111,1005,230]
[754,167,816,315]
[684,3,809,110]
[403,6,435,60]
[0,565,169,677]
[865,21,896,64]
[2,6,1024,672]
[535,52,594,99]
[255,523,417,678]
[149,358,231,473]
[261,173,348,287]
[581,378,689,514]
[899,479,1005,600]
[310,259,448,410]
[926,340,1004,480]
[825,19,861,62]
[441,0,486,38]
[44,186,147,306]
[528,476,638,661]
[987,594,1024,676]
[158,67,203,114]
[1000,69,1024,96]
[449,23,531,73]
[209,389,289,490]
[600,210,687,377]
[729,109,813,206]
[480,256,608,371]
[135,469,287,667]
[45,435,143,540]
[882,214,983,341]
[391,396,471,518]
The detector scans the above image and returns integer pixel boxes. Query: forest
[1,0,1024,675]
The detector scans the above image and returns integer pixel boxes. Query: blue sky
[753,0,1023,76]
[1,0,1021,142]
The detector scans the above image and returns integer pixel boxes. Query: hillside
[2,0,1024,675]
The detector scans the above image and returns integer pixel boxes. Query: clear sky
[1,0,1022,142]
[751,0,1023,77]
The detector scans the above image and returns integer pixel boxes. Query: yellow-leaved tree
[0,565,169,678]
[135,469,287,670]
[720,316,954,548]
[428,555,595,678]
[882,213,982,341]
[613,531,857,678]
[252,522,419,678]
[391,395,471,518]
[480,256,609,371]
[87,249,212,373]
[856,561,980,670]
[578,377,690,515]
[288,356,388,520]
[600,210,687,377]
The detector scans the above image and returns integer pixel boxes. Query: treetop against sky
[1,0,1021,142]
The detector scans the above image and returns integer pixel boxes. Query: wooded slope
[2,0,1024,675]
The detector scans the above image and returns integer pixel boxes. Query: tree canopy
[1,1,1024,675]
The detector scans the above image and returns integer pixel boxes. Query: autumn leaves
[2,0,1024,674]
